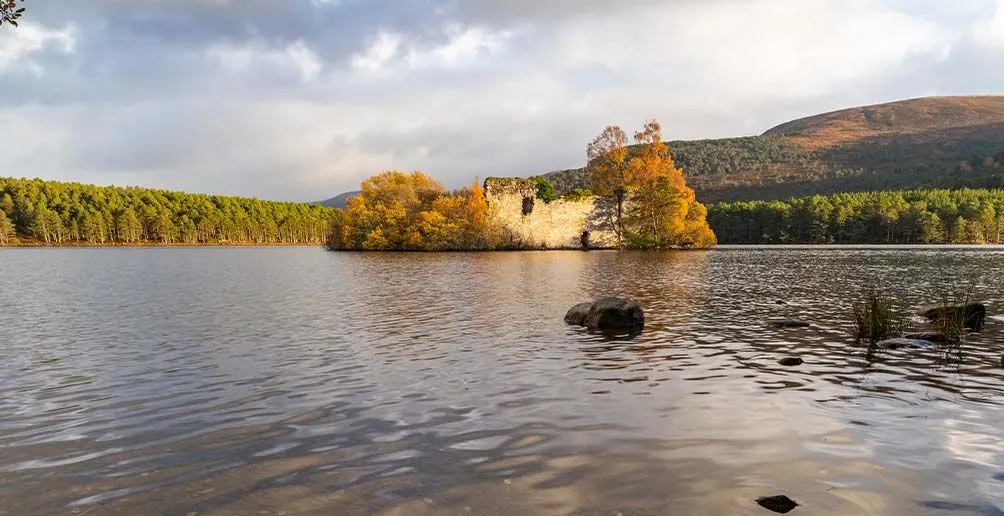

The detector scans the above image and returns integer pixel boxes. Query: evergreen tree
[0,209,13,244]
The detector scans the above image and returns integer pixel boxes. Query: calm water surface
[1,247,1003,516]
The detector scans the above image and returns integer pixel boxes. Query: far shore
[5,242,1004,251]
[0,241,326,248]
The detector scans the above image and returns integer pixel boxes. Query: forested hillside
[708,188,1004,244]
[544,96,1004,203]
[0,178,335,246]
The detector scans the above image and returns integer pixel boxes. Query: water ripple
[0,247,1002,515]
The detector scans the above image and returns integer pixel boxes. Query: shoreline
[0,242,326,248]
[4,243,1003,251]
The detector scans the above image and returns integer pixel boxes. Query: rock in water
[903,332,948,343]
[767,320,811,329]
[778,357,803,367]
[756,495,799,514]
[919,303,986,331]
[564,302,594,326]
[875,338,937,350]
[583,298,645,332]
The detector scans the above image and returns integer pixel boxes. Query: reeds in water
[852,287,904,347]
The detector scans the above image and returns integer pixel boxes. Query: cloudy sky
[1,0,1003,201]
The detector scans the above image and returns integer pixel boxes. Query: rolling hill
[317,190,360,209]
[546,95,1004,203]
[320,96,1004,205]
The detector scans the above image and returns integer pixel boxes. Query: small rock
[778,357,803,367]
[564,302,594,326]
[757,495,799,514]
[903,332,948,343]
[919,303,986,331]
[767,320,811,329]
[583,297,645,332]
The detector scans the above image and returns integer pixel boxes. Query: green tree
[915,211,944,244]
[0,209,13,244]
[116,209,142,243]
[949,216,968,244]
[531,176,558,204]
[82,213,108,243]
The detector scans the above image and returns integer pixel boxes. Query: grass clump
[927,284,981,345]
[852,287,904,346]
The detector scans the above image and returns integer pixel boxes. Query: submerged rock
[919,303,986,331]
[903,332,948,344]
[583,298,645,332]
[757,495,799,514]
[778,357,804,367]
[875,338,938,350]
[767,320,811,329]
[564,302,594,326]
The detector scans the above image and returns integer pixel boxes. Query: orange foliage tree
[588,120,716,249]
[327,171,523,251]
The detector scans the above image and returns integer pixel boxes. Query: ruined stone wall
[483,178,618,249]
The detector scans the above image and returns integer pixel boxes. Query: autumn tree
[588,120,716,249]
[587,126,629,242]
[327,171,522,251]
[1,0,24,28]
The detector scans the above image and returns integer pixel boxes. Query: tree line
[708,189,1004,244]
[0,177,335,246]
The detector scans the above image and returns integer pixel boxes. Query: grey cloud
[1,0,1003,201]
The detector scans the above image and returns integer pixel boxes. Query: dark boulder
[583,297,645,332]
[778,357,803,367]
[756,495,799,514]
[564,302,594,326]
[919,303,986,331]
[767,320,811,329]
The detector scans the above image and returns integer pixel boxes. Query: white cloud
[350,31,402,72]
[552,0,951,100]
[0,22,76,75]
[974,0,1004,48]
[351,25,511,73]
[207,40,322,81]
[405,25,512,69]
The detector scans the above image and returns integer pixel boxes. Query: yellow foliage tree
[589,120,716,249]
[327,171,524,251]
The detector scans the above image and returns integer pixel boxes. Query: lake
[1,247,1003,516]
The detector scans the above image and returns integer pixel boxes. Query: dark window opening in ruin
[522,196,534,216]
